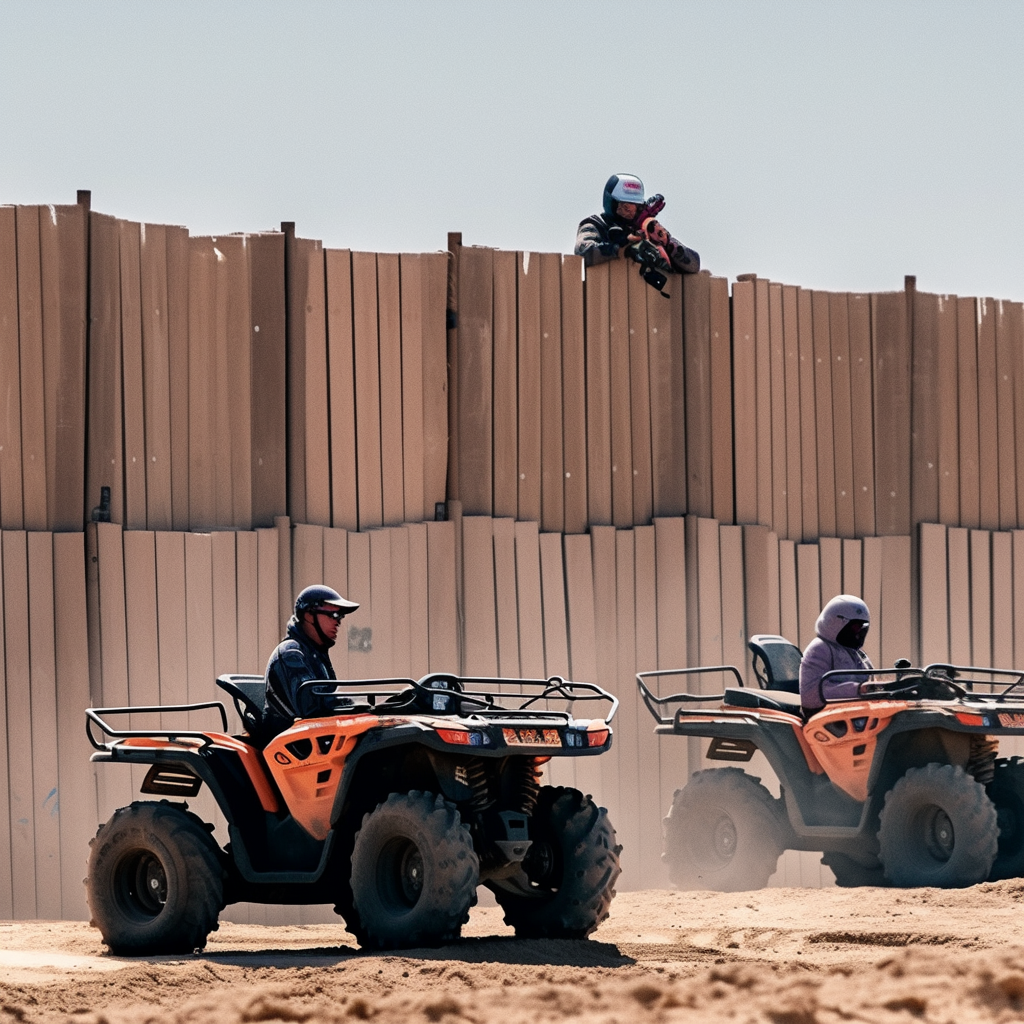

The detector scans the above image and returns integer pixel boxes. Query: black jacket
[263,618,337,736]
[574,212,700,274]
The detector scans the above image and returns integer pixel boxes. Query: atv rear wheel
[878,763,998,887]
[486,786,620,939]
[349,791,478,949]
[987,757,1024,880]
[86,801,224,955]
[664,768,784,891]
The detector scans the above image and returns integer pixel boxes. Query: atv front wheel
[86,801,224,955]
[349,791,478,949]
[987,757,1024,880]
[664,768,784,891]
[878,763,998,887]
[486,786,620,939]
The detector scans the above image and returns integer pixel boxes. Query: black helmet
[294,584,359,618]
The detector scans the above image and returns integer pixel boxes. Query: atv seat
[748,634,803,694]
[723,687,805,717]
[217,674,268,743]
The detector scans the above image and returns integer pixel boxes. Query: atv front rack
[636,666,746,726]
[834,663,1024,702]
[86,701,231,752]
[299,672,619,724]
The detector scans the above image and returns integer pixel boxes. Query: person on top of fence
[799,594,874,714]
[262,584,360,736]
[574,174,700,292]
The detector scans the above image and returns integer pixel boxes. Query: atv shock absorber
[510,756,544,815]
[465,758,494,812]
[967,735,999,785]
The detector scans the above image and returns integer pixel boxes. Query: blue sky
[3,1,1023,298]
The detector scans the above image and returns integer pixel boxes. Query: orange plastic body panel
[262,714,382,840]
[802,701,905,801]
[118,732,282,813]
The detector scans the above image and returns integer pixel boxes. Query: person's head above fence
[293,584,359,649]
[603,173,645,223]
[816,594,870,650]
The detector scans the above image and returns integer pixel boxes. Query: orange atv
[638,635,1024,890]
[85,673,619,953]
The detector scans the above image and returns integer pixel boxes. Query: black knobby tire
[663,768,784,892]
[878,763,998,887]
[486,786,620,939]
[86,801,224,955]
[988,757,1024,880]
[349,790,479,950]
[821,851,888,888]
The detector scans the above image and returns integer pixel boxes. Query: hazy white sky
[3,1,1023,299]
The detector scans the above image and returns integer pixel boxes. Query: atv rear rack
[86,702,231,752]
[636,666,746,726]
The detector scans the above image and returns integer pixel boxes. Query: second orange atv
[639,635,1024,890]
[85,672,620,953]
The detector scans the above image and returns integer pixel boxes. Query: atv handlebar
[85,701,230,752]
[636,666,745,725]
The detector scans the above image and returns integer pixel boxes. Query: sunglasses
[315,607,344,621]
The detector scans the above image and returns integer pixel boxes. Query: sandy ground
[4,883,1024,1023]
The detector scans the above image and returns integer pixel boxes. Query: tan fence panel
[491,250,518,520]
[977,298,999,532]
[995,301,1018,531]
[849,293,875,538]
[3,532,34,916]
[155,532,189,715]
[518,255,543,524]
[165,226,190,531]
[936,295,961,526]
[796,544,820,651]
[782,285,802,541]
[732,280,757,525]
[406,523,429,675]
[345,530,373,677]
[541,530,573,790]
[811,291,837,538]
[54,532,95,918]
[389,527,411,679]
[299,240,330,528]
[879,536,912,668]
[683,272,712,520]
[860,537,883,667]
[992,530,1013,669]
[609,261,633,527]
[1011,304,1024,528]
[540,254,564,533]
[957,297,981,529]
[1015,532,1024,668]
[421,253,449,521]
[493,518,520,677]
[16,209,48,531]
[627,263,652,527]
[514,521,544,680]
[325,249,358,531]
[829,293,855,538]
[585,263,612,526]
[378,255,405,527]
[561,256,588,534]
[710,277,734,525]
[779,540,798,647]
[456,247,493,517]
[754,280,773,530]
[720,524,747,679]
[652,273,686,519]
[590,526,619,811]
[613,529,639,885]
[918,523,948,664]
[322,527,349,679]
[352,251,384,529]
[369,530,395,678]
[398,254,425,526]
[426,520,458,672]
[797,288,818,541]
[946,527,971,664]
[911,290,940,527]
[120,221,147,530]
[842,538,863,604]
[187,239,216,529]
[0,209,22,529]
[969,530,992,668]
[462,516,498,677]
[818,536,842,609]
[236,530,260,675]
[872,290,910,536]
[769,284,788,539]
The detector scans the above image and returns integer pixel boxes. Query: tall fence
[3,193,1024,918]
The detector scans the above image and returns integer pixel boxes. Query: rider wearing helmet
[574,173,700,274]
[263,584,360,736]
[799,594,873,713]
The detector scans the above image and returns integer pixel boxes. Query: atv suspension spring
[512,757,544,815]
[967,735,999,785]
[465,758,494,812]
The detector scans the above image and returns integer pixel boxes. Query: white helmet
[603,174,645,218]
